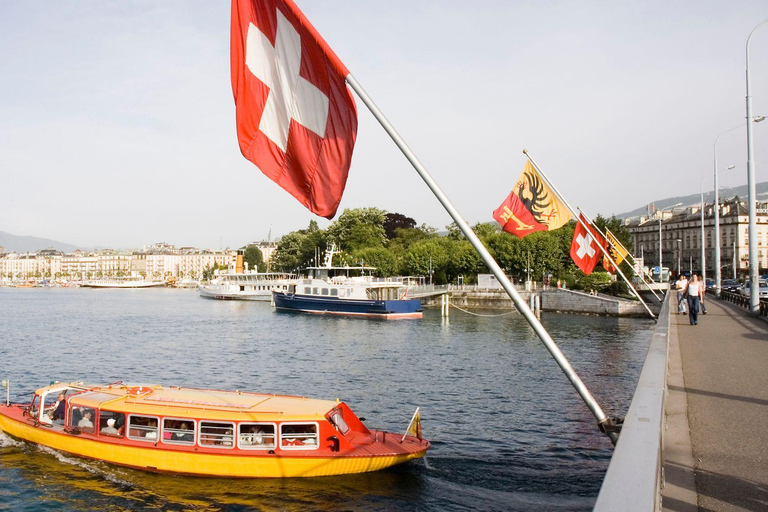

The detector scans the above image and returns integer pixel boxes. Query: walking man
[676,274,688,314]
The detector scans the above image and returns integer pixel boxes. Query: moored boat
[198,271,293,301]
[0,381,428,478]
[272,247,422,319]
[81,278,166,289]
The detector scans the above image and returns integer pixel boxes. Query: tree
[243,245,266,272]
[387,224,437,255]
[353,247,399,277]
[271,221,327,272]
[401,238,451,283]
[326,208,386,252]
[383,212,416,240]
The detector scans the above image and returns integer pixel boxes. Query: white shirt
[687,282,701,296]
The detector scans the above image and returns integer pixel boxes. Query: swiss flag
[231,0,358,218]
[569,215,606,275]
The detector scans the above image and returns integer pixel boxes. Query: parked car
[705,278,716,290]
[738,279,768,298]
[721,279,741,293]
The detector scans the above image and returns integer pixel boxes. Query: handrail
[593,291,671,511]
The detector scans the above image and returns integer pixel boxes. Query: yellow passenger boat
[0,381,428,478]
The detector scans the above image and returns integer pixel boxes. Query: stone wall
[421,288,656,317]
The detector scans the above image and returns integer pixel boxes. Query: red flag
[492,191,548,238]
[231,0,358,219]
[570,215,606,275]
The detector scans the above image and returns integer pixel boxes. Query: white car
[738,280,768,298]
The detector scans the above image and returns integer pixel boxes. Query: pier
[595,292,768,510]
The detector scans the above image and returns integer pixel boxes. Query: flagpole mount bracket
[598,416,624,436]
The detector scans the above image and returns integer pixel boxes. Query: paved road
[664,298,768,511]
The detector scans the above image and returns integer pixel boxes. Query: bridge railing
[594,291,670,511]
[719,290,768,316]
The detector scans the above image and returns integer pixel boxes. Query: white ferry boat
[198,271,294,301]
[82,278,166,289]
[272,247,422,319]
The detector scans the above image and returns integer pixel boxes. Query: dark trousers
[687,296,700,325]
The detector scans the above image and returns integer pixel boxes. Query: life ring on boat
[125,386,153,396]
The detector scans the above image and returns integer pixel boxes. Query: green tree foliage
[271,221,326,272]
[353,247,399,277]
[326,208,386,252]
[386,224,436,254]
[485,229,569,281]
[401,238,451,284]
[243,245,266,272]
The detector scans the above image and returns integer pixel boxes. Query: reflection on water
[0,288,654,511]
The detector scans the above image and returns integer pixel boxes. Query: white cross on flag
[231,0,358,219]
[569,214,606,275]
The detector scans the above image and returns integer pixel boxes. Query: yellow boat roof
[43,382,340,422]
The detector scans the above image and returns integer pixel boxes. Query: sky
[1,1,767,250]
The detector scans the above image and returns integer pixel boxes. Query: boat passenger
[78,410,94,429]
[173,422,194,442]
[101,418,119,435]
[51,393,67,422]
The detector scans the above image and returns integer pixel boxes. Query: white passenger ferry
[198,271,294,301]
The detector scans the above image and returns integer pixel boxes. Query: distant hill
[0,230,79,253]
[616,181,768,218]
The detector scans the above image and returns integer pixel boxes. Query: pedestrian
[675,274,688,314]
[698,274,707,315]
[686,275,704,325]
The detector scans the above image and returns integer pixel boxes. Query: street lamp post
[658,203,682,277]
[701,179,706,284]
[745,18,768,312]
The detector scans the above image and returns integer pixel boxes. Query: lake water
[0,288,654,511]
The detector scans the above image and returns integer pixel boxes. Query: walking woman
[686,275,704,325]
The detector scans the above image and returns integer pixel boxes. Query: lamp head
[727,165,735,170]
[754,115,766,123]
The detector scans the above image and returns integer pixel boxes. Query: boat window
[312,287,319,295]
[162,418,195,446]
[321,288,329,296]
[280,423,319,450]
[127,415,159,442]
[199,421,235,448]
[99,411,125,438]
[304,287,311,294]
[330,289,338,297]
[328,409,350,435]
[338,289,346,297]
[69,406,96,434]
[238,423,276,450]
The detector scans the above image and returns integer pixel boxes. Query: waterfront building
[0,245,237,284]
[624,198,768,277]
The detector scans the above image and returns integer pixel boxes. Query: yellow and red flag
[602,229,629,274]
[401,407,422,442]
[493,162,571,238]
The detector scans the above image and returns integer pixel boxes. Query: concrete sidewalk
[663,298,768,511]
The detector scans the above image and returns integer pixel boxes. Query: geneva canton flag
[231,0,358,218]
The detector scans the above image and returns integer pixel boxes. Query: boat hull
[198,286,271,301]
[82,281,165,289]
[0,410,426,478]
[272,292,422,319]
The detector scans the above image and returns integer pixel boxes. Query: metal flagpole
[577,209,657,320]
[605,235,662,303]
[344,73,620,444]
[522,151,656,321]
[604,229,662,302]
